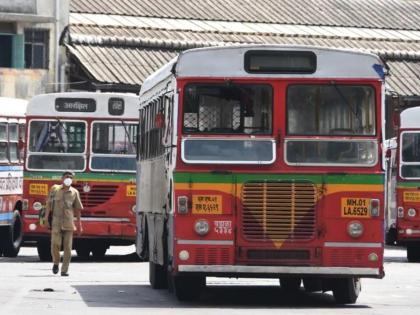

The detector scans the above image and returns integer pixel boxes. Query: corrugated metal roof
[70,0,420,31]
[386,60,420,96]
[67,44,178,85]
[69,26,420,60]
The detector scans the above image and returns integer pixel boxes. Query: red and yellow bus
[395,106,420,261]
[136,45,387,303]
[22,92,138,260]
[0,97,26,257]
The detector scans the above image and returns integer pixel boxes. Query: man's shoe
[61,272,69,277]
[52,264,59,274]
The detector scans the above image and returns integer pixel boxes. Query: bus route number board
[341,198,371,217]
[192,195,222,214]
[29,183,49,196]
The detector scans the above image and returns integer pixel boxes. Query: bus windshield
[401,132,420,178]
[91,122,137,172]
[286,84,377,166]
[183,83,272,134]
[27,120,86,170]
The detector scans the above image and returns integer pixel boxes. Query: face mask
[63,178,72,187]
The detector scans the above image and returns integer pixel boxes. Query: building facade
[0,0,69,99]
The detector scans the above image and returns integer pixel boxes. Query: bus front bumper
[178,265,382,278]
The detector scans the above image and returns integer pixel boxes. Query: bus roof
[26,92,139,119]
[400,106,420,129]
[141,44,385,95]
[0,97,27,118]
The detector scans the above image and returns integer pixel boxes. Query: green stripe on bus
[173,172,384,184]
[397,182,420,188]
[24,171,135,182]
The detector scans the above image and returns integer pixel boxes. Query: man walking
[43,171,83,276]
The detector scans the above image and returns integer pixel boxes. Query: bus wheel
[280,277,302,291]
[332,277,361,304]
[37,239,52,261]
[407,244,420,262]
[1,210,23,257]
[76,246,91,260]
[303,278,322,292]
[149,261,168,289]
[172,275,205,301]
[92,245,108,260]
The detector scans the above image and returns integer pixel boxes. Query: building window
[24,29,49,69]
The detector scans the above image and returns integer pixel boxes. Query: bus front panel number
[192,195,222,214]
[341,198,370,217]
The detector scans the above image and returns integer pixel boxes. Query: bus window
[27,120,86,171]
[0,122,7,141]
[91,122,137,172]
[29,121,86,153]
[401,132,420,178]
[9,123,18,141]
[183,83,272,135]
[287,85,375,136]
[0,142,8,162]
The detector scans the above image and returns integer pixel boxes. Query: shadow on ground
[72,283,371,309]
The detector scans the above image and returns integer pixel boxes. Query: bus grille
[74,184,119,208]
[242,181,316,241]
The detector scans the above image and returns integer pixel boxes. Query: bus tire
[37,239,52,261]
[76,245,91,260]
[406,244,420,262]
[149,261,168,289]
[0,210,23,257]
[172,275,205,301]
[280,277,302,291]
[92,245,107,260]
[332,277,361,304]
[303,277,322,292]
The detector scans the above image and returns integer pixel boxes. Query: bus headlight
[32,201,43,211]
[408,208,417,217]
[347,221,364,238]
[131,205,136,213]
[194,219,209,236]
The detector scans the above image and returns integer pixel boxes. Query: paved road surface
[0,246,419,314]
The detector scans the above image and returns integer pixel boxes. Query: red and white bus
[0,97,26,257]
[22,92,138,260]
[394,106,420,261]
[136,45,387,303]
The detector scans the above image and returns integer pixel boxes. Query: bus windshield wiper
[121,120,136,154]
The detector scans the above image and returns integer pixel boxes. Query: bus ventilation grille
[74,184,119,208]
[195,247,230,265]
[242,181,316,241]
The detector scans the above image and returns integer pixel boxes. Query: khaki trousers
[51,230,73,273]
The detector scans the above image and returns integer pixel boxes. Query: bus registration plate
[403,191,420,203]
[341,198,370,217]
[29,183,49,196]
[192,195,222,214]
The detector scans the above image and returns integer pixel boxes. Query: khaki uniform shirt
[47,185,83,232]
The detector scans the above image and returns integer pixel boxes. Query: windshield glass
[0,123,6,141]
[28,120,86,153]
[182,139,275,164]
[287,85,375,136]
[183,83,272,134]
[401,132,420,178]
[286,140,377,166]
[0,142,7,162]
[91,122,137,172]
